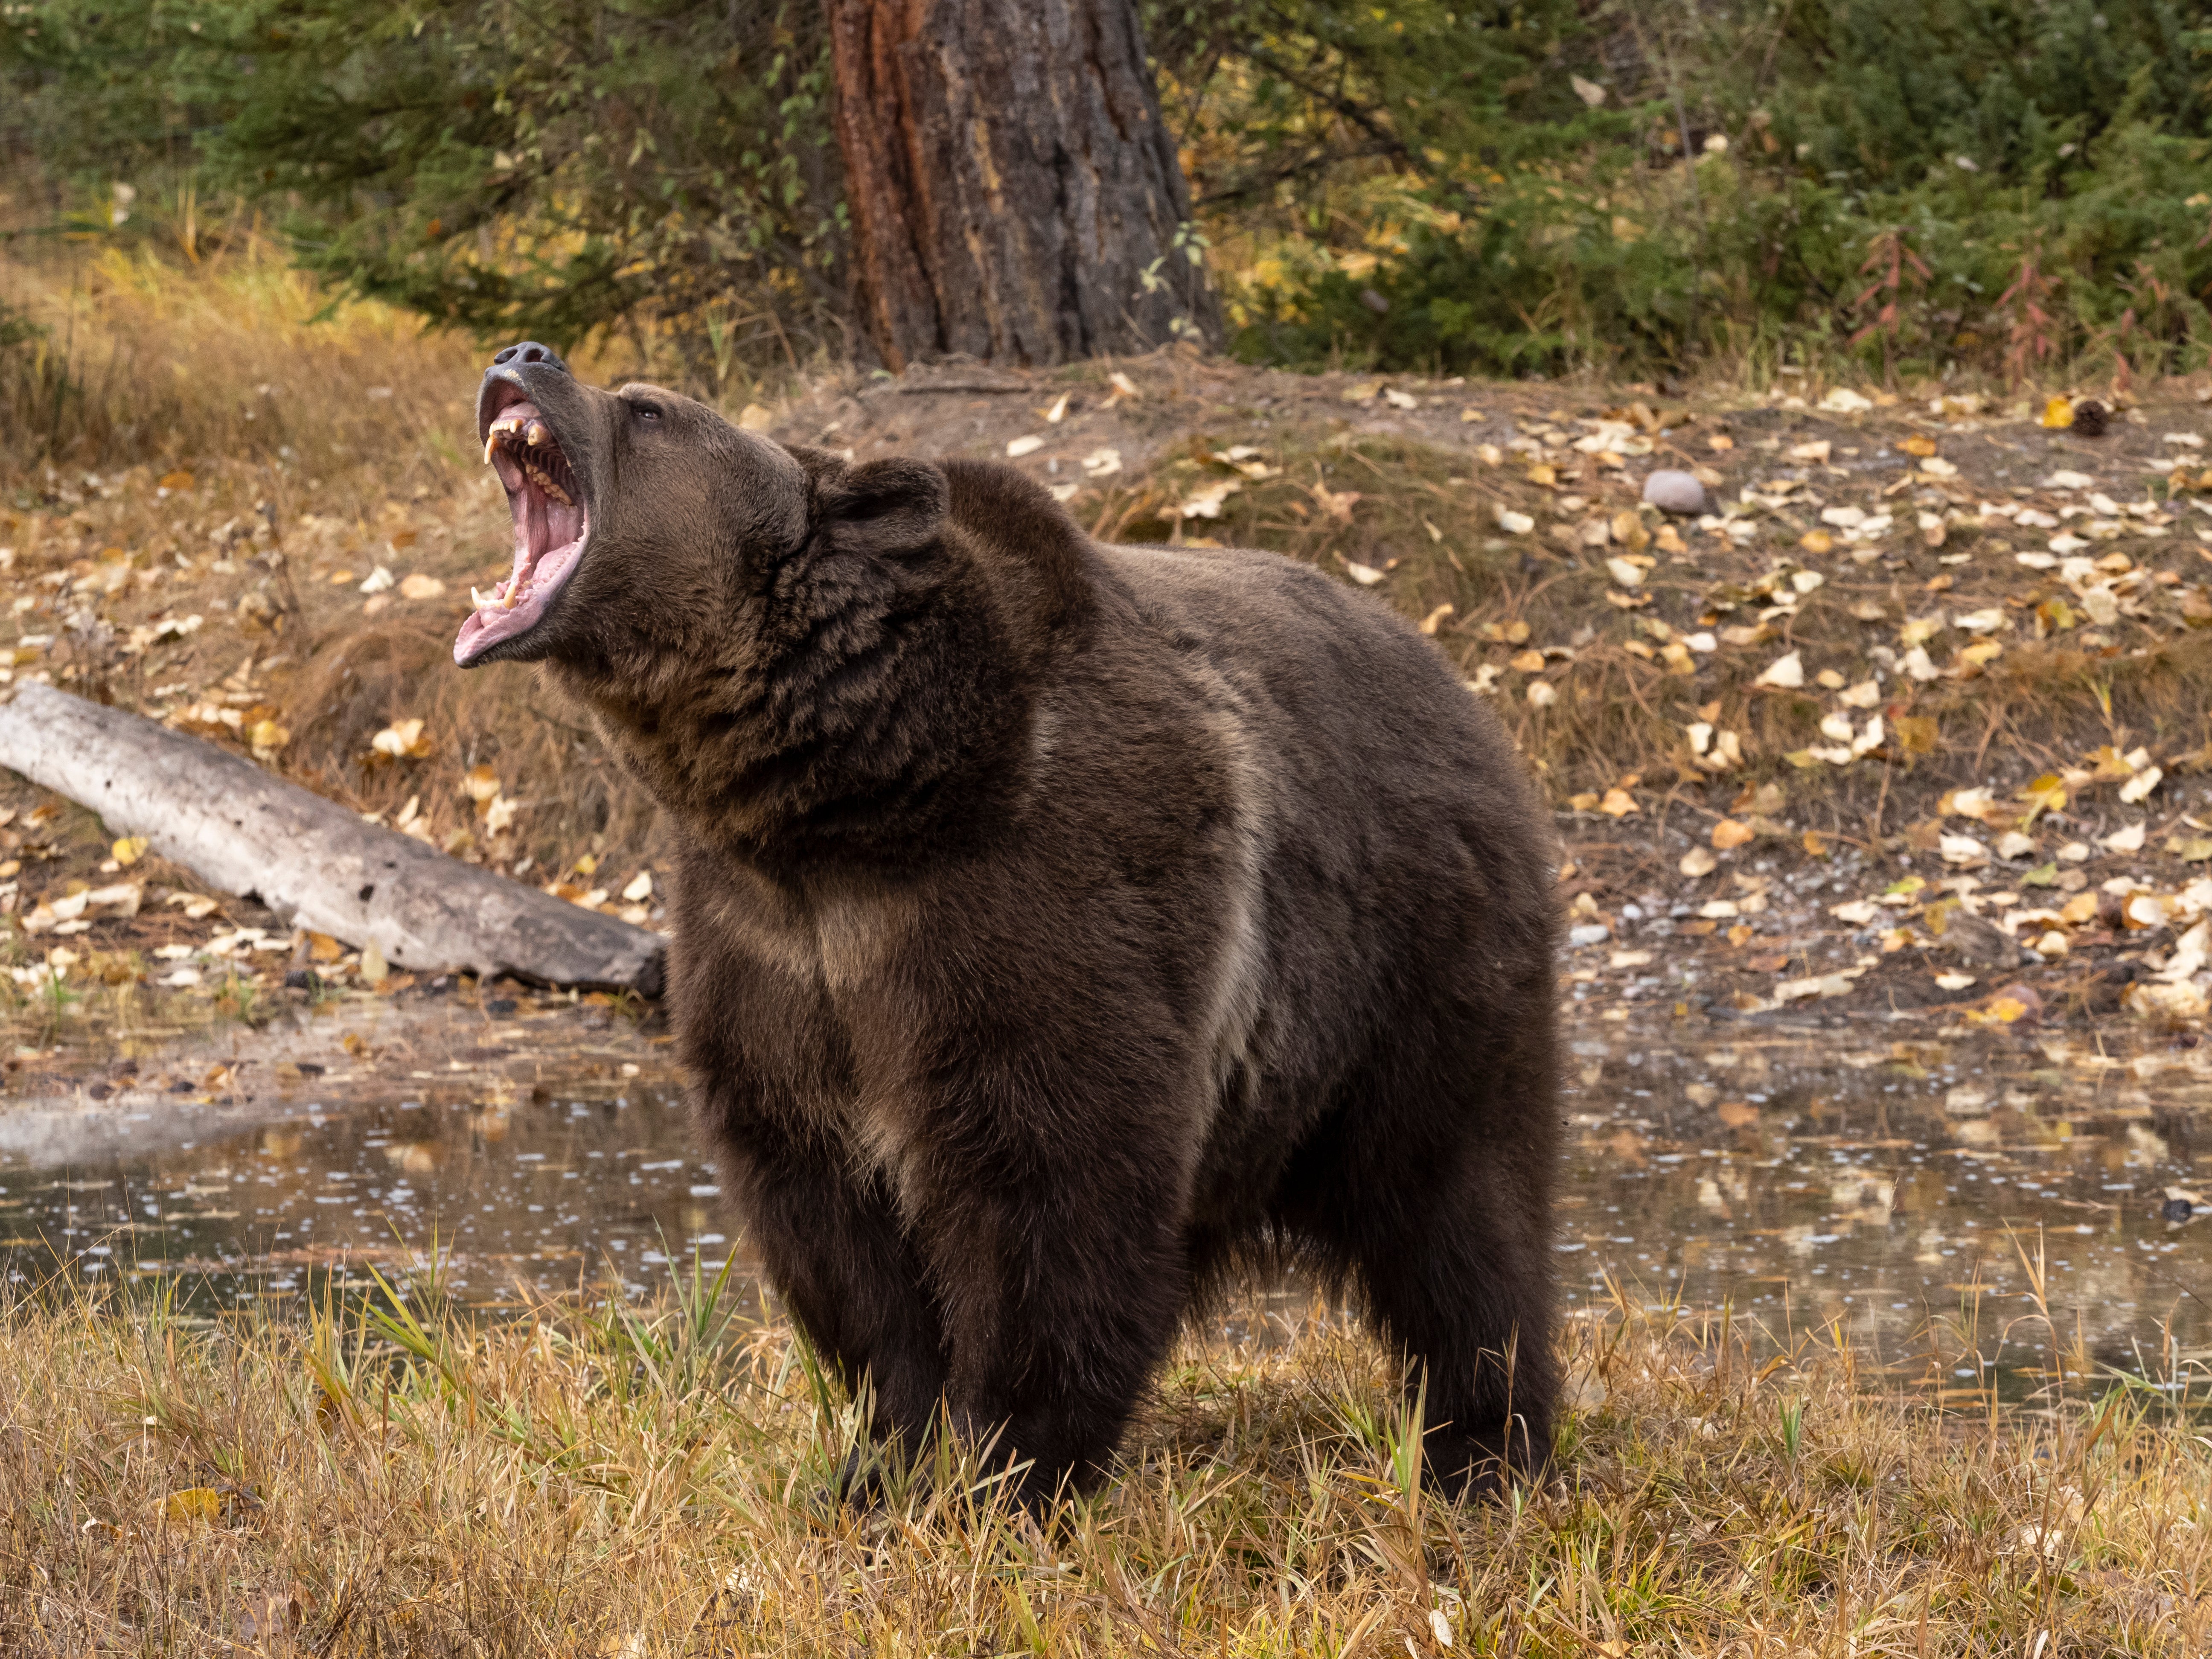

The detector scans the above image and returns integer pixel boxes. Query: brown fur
[462,346,1563,1504]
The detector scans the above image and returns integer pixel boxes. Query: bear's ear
[811,456,948,559]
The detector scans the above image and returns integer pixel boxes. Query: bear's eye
[633,402,663,423]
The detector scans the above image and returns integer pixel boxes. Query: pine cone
[2071,399,2109,437]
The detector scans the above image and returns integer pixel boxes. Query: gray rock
[1944,910,2029,968]
[1642,469,1708,515]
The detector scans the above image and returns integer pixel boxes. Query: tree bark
[0,683,664,994]
[827,0,1221,370]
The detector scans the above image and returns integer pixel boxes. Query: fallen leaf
[2041,396,2075,430]
[1939,833,1991,867]
[1901,434,1938,457]
[2119,765,2164,805]
[370,719,434,761]
[360,940,389,986]
[111,835,148,866]
[1496,507,1535,535]
[1570,73,1607,106]
[1754,650,1805,689]
[398,573,445,601]
[1598,788,1639,818]
[1680,846,1718,877]
[157,1487,223,1525]
[1419,603,1454,635]
[1893,714,1938,755]
[1711,818,1755,850]
[1005,434,1045,458]
[1309,483,1360,522]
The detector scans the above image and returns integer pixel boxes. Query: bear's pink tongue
[456,401,588,665]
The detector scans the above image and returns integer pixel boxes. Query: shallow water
[5,1022,2210,1396]
[0,1081,755,1315]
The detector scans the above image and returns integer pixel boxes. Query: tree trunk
[827,0,1220,370]
[0,682,664,994]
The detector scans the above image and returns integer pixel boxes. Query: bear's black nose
[491,341,568,373]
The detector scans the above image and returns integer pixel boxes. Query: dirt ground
[3,349,2210,1075]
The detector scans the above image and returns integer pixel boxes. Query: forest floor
[5,308,2212,1064]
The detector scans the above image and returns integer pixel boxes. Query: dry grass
[3,1270,2209,1656]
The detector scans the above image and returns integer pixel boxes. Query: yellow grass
[3,1268,2209,1656]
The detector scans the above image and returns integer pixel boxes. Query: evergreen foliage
[2,1,844,375]
[6,0,2212,381]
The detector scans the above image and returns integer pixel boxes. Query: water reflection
[1559,1029,2212,1397]
[0,1082,757,1316]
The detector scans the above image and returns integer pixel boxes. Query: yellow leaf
[1598,788,1639,818]
[1892,714,1938,755]
[1524,463,1557,487]
[1799,530,1834,555]
[111,835,148,866]
[1510,650,1546,673]
[1418,603,1455,636]
[157,1487,223,1524]
[359,939,389,986]
[1802,830,1831,856]
[248,719,290,754]
[2019,774,2067,819]
[157,470,195,491]
[1711,818,1755,850]
[2041,396,2075,430]
[1568,792,1601,812]
[1901,434,1938,457]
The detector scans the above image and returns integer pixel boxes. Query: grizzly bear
[458,342,1562,1505]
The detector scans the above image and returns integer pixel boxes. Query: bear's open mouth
[455,387,588,665]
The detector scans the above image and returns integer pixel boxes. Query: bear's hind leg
[1278,1051,1560,1499]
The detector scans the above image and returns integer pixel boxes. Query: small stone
[1642,469,1707,515]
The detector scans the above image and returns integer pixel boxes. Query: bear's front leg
[701,1086,952,1459]
[898,1080,1198,1508]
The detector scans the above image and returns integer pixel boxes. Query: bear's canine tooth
[525,420,549,447]
[482,435,498,465]
[471,585,497,609]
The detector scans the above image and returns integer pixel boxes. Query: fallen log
[0,681,664,995]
